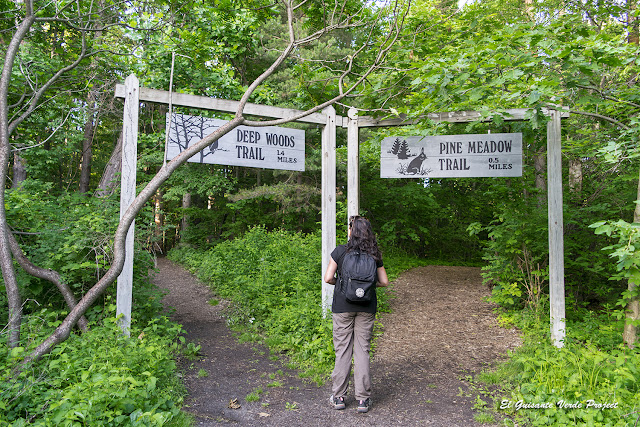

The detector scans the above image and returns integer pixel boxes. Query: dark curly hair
[346,216,382,262]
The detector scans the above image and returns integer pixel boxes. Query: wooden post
[321,106,337,314]
[117,74,139,337]
[547,109,565,347]
[347,108,359,219]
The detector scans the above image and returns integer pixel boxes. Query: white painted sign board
[381,133,522,178]
[166,113,305,171]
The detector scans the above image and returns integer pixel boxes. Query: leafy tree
[355,0,640,345]
[0,0,411,363]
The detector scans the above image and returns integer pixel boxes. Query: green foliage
[0,183,186,426]
[468,201,549,311]
[246,387,264,402]
[474,301,637,426]
[488,338,639,426]
[0,315,185,426]
[168,227,425,382]
[2,182,159,322]
[169,227,334,381]
[591,219,640,319]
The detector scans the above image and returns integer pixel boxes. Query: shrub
[494,339,640,426]
[0,314,185,426]
[170,227,334,381]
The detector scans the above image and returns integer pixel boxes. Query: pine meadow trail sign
[381,133,522,178]
[166,113,305,171]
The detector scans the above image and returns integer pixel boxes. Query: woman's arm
[324,258,338,285]
[376,266,389,287]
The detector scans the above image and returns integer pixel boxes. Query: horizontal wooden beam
[115,84,343,126]
[357,108,569,128]
[115,83,569,129]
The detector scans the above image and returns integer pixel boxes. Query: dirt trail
[155,258,521,426]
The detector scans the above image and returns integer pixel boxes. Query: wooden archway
[116,76,568,347]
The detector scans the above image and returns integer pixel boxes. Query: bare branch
[568,108,631,130]
[576,84,640,109]
[7,228,89,331]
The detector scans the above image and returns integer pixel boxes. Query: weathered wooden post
[347,108,359,219]
[547,109,566,347]
[117,74,139,336]
[321,106,337,314]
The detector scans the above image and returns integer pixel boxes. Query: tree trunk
[534,149,546,207]
[624,8,638,347]
[181,192,191,234]
[151,104,167,249]
[79,92,96,194]
[153,189,164,253]
[0,10,36,349]
[568,157,583,194]
[623,166,640,348]
[95,132,122,198]
[0,141,21,347]
[629,0,638,45]
[12,151,26,188]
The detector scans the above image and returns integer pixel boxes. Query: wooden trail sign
[381,133,522,178]
[166,113,305,171]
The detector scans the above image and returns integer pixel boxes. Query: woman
[323,215,389,413]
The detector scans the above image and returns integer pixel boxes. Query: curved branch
[575,84,640,109]
[569,109,631,130]
[24,116,245,364]
[6,228,89,331]
[8,30,89,135]
[22,0,411,363]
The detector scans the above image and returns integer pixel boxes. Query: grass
[472,307,640,426]
[246,387,264,402]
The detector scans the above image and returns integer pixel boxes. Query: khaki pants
[331,312,376,401]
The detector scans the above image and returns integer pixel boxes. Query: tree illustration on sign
[390,138,402,155]
[389,137,411,160]
[397,139,410,159]
[170,114,225,163]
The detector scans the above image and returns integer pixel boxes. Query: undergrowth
[0,309,189,426]
[168,226,427,384]
[476,308,640,426]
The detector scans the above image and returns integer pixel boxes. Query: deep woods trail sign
[166,113,305,171]
[381,133,522,178]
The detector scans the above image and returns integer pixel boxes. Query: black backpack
[339,250,377,304]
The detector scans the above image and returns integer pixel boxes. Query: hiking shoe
[329,395,346,410]
[357,398,371,413]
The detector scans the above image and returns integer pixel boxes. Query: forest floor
[155,257,522,426]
